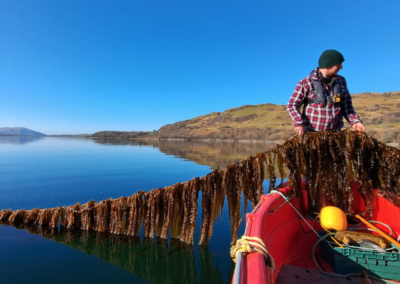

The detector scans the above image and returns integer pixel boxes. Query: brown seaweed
[8,210,27,223]
[36,208,52,226]
[0,209,13,221]
[80,201,94,230]
[222,163,243,245]
[199,170,225,245]
[109,197,127,234]
[65,203,82,229]
[125,191,145,236]
[23,208,40,225]
[49,207,63,228]
[180,178,201,244]
[2,131,400,245]
[93,199,111,232]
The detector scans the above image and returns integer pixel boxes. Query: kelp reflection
[2,131,400,247]
[0,220,224,284]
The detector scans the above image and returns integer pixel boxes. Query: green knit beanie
[318,49,345,68]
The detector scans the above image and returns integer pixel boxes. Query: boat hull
[234,183,400,283]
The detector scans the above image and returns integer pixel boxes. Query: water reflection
[1,220,227,284]
[0,135,44,144]
[92,138,278,170]
[92,138,157,147]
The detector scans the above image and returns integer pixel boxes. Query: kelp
[125,191,145,237]
[199,170,224,245]
[180,178,201,244]
[272,131,400,217]
[2,131,400,245]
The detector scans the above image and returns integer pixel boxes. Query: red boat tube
[232,183,400,284]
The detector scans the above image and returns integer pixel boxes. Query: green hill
[92,91,400,143]
[158,103,290,141]
[158,92,400,142]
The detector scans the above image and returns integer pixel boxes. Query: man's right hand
[295,125,305,135]
[352,122,366,132]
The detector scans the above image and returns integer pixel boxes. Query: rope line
[269,190,321,239]
[230,235,275,270]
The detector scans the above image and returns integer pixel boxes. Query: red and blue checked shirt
[286,68,362,131]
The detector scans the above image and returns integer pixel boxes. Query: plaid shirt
[287,68,362,131]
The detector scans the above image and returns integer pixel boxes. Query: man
[287,49,365,135]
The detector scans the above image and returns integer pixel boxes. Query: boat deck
[276,264,385,283]
[276,253,386,283]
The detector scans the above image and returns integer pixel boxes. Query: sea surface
[0,136,276,284]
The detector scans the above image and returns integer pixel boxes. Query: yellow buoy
[320,206,347,231]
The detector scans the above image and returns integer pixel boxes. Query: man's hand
[352,122,365,132]
[295,125,305,135]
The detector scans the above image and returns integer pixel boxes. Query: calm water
[0,136,276,284]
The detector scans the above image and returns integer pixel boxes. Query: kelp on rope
[1,131,400,245]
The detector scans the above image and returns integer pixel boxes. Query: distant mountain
[0,127,46,136]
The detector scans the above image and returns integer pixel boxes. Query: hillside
[0,127,46,136]
[158,92,400,142]
[91,131,158,139]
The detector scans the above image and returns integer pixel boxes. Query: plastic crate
[318,231,400,280]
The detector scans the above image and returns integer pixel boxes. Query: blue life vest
[307,73,343,107]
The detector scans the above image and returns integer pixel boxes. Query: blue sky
[1,0,399,134]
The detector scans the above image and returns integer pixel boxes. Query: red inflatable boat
[232,183,400,284]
